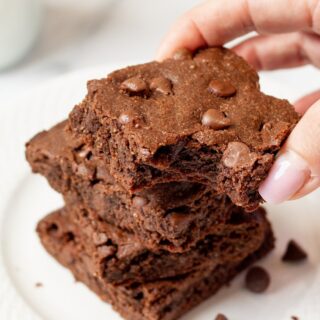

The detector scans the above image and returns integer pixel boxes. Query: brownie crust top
[76,47,298,156]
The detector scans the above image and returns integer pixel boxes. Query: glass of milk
[0,0,43,70]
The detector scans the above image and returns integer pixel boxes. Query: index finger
[156,0,320,60]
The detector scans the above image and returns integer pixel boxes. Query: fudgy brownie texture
[27,121,243,252]
[38,208,274,320]
[69,47,299,210]
[37,205,272,285]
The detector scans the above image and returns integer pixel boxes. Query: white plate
[1,65,320,320]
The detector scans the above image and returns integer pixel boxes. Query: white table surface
[0,0,319,105]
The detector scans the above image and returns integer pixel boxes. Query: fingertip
[155,12,208,61]
[259,151,310,204]
[289,176,320,200]
[155,43,174,62]
[294,90,320,114]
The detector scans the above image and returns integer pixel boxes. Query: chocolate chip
[172,48,192,60]
[222,142,256,169]
[215,314,228,320]
[201,109,231,130]
[245,266,270,293]
[133,196,148,208]
[120,77,147,93]
[150,76,172,95]
[291,316,299,320]
[97,245,116,258]
[118,110,143,127]
[208,80,236,97]
[92,232,108,245]
[282,240,307,262]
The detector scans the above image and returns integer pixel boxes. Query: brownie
[27,121,241,252]
[37,205,273,285]
[38,210,274,320]
[68,47,299,209]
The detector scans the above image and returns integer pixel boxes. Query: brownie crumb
[291,316,299,320]
[215,313,228,320]
[35,282,43,288]
[245,266,270,293]
[282,240,307,262]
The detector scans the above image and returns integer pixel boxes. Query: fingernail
[259,151,311,204]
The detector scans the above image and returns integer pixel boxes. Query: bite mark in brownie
[68,47,299,209]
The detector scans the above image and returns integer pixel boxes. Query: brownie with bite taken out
[69,47,299,210]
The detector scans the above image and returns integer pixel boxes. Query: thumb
[259,99,320,203]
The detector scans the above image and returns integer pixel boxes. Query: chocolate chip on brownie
[282,240,307,262]
[201,109,231,130]
[120,76,147,93]
[208,80,236,97]
[222,142,257,169]
[215,313,228,320]
[118,110,143,127]
[245,266,270,293]
[150,76,172,95]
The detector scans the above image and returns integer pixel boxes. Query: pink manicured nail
[259,151,311,204]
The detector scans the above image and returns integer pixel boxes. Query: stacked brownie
[26,47,299,320]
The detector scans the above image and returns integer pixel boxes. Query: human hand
[156,0,320,203]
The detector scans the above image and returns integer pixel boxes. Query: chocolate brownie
[37,205,273,285]
[68,47,299,209]
[38,210,274,320]
[27,121,241,252]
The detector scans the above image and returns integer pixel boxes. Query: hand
[156,0,320,203]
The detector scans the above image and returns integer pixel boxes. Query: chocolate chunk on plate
[245,266,270,293]
[215,313,228,320]
[282,240,308,262]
